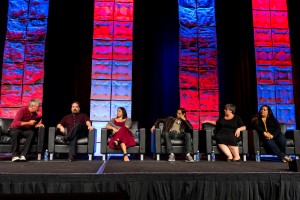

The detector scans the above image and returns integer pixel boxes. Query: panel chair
[202,122,248,161]
[101,121,146,161]
[48,127,96,161]
[151,123,199,161]
[253,123,300,160]
[0,118,45,160]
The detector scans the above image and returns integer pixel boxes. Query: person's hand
[28,120,37,126]
[35,123,44,128]
[112,127,119,134]
[59,126,65,134]
[264,132,272,140]
[88,126,94,131]
[150,126,155,133]
[180,115,186,121]
[235,129,241,138]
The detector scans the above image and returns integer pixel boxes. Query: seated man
[56,101,93,161]
[150,107,194,162]
[10,98,44,162]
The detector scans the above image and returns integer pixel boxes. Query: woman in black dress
[204,104,246,161]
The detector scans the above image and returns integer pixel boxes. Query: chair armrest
[154,128,162,154]
[253,130,260,153]
[139,128,146,153]
[101,128,108,154]
[88,129,96,154]
[48,127,56,153]
[241,130,248,154]
[36,126,45,153]
[192,129,199,154]
[292,130,300,155]
[205,130,213,154]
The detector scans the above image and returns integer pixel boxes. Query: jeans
[263,133,286,160]
[163,131,192,154]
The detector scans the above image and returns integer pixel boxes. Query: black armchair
[101,121,146,161]
[151,123,199,161]
[48,127,96,161]
[0,118,45,160]
[253,123,300,159]
[202,122,248,161]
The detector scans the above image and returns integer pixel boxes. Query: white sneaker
[20,156,26,161]
[168,154,175,162]
[12,156,20,162]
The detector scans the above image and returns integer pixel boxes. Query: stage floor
[0,155,300,200]
[0,155,294,174]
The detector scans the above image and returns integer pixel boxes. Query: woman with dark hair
[106,107,136,161]
[203,104,246,161]
[252,105,291,162]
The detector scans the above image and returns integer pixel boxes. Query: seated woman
[252,104,292,163]
[106,107,136,161]
[203,104,246,161]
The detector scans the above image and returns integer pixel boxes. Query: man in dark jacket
[150,107,194,162]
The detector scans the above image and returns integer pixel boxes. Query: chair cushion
[212,138,243,146]
[1,135,38,144]
[286,139,294,147]
[0,135,11,143]
[55,135,88,144]
[107,137,140,145]
[160,138,192,146]
[259,139,294,147]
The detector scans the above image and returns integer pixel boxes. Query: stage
[0,155,300,200]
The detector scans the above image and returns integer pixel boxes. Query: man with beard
[56,101,93,161]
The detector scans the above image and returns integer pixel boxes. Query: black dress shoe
[68,155,75,162]
[227,159,232,162]
[232,159,241,162]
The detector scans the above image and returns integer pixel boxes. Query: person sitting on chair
[56,101,93,162]
[10,98,44,162]
[252,104,292,163]
[150,107,194,162]
[203,104,246,162]
[106,107,136,162]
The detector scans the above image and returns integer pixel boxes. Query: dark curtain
[0,0,8,84]
[215,0,257,127]
[43,0,94,127]
[287,0,300,130]
[1,173,300,200]
[132,0,180,152]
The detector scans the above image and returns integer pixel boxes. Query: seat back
[0,118,14,135]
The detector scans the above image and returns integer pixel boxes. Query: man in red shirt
[10,98,44,162]
[56,101,93,161]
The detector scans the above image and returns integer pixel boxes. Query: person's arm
[202,120,216,125]
[85,120,93,131]
[106,118,120,134]
[150,118,167,133]
[124,118,132,129]
[235,115,246,137]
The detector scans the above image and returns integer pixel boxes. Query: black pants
[67,123,88,156]
[9,128,35,157]
[164,131,192,154]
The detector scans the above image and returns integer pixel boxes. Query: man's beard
[72,110,79,114]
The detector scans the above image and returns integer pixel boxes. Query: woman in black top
[252,105,292,162]
[204,104,246,161]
